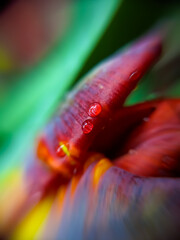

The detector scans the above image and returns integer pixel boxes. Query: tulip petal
[54,161,180,240]
[115,99,180,176]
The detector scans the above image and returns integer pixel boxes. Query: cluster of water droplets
[82,102,102,134]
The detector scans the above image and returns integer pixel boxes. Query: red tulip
[36,30,162,179]
[2,29,180,240]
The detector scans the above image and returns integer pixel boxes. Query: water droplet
[88,102,102,117]
[129,70,141,82]
[82,120,94,134]
[129,149,136,155]
[56,142,70,157]
[143,117,149,122]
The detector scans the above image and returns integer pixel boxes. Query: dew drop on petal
[129,149,137,155]
[82,120,94,134]
[88,102,102,117]
[143,117,149,122]
[56,142,70,157]
[129,70,141,82]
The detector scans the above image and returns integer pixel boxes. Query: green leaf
[0,0,122,177]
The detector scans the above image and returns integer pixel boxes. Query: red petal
[90,100,161,155]
[115,99,180,176]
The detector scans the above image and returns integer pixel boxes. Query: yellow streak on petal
[59,141,70,156]
[12,196,53,240]
[57,185,68,212]
[93,158,112,188]
[70,174,81,197]
[83,153,105,171]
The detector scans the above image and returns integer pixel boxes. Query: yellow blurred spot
[0,169,26,232]
[0,168,22,190]
[93,158,112,188]
[35,185,68,240]
[12,196,53,240]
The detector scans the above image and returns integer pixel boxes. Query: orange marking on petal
[70,174,82,197]
[83,153,105,171]
[57,185,68,213]
[93,158,112,188]
[47,158,72,178]
[37,139,50,163]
